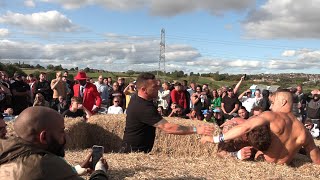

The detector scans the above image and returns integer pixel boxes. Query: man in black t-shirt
[62,97,91,120]
[122,73,215,153]
[34,72,52,102]
[221,87,240,120]
[10,73,31,115]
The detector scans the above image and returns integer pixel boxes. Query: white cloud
[1,35,319,74]
[282,50,296,57]
[40,0,255,16]
[41,0,145,10]
[244,0,320,39]
[281,49,320,65]
[25,0,36,7]
[0,37,200,72]
[185,58,264,73]
[268,60,298,70]
[0,10,79,33]
[225,59,262,68]
[0,28,9,37]
[296,50,320,64]
[166,45,200,62]
[149,0,255,16]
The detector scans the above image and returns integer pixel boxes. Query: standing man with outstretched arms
[122,73,214,153]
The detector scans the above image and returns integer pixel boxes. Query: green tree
[3,64,26,78]
[35,64,44,69]
[46,71,57,81]
[33,70,41,79]
[126,70,135,77]
[47,64,54,70]
[53,64,64,71]
[84,67,91,73]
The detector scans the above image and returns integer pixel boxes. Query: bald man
[0,107,108,180]
[202,90,320,165]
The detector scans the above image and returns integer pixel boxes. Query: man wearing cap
[73,71,101,115]
[205,107,225,126]
[221,87,240,120]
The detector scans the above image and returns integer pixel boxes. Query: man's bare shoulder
[258,111,277,122]
[261,111,287,134]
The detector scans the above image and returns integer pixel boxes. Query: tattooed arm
[154,119,214,136]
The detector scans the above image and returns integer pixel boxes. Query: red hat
[74,71,88,80]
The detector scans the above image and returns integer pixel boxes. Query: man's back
[218,91,320,165]
[264,112,308,164]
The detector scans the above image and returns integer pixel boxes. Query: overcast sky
[0,0,319,74]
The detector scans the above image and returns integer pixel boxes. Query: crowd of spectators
[155,76,320,139]
[0,70,319,138]
[0,70,320,179]
[0,70,137,120]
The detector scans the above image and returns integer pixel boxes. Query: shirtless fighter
[202,90,320,165]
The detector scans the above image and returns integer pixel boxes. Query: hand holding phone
[91,145,104,169]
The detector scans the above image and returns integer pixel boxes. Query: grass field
[21,68,319,93]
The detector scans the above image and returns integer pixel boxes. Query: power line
[167,35,307,50]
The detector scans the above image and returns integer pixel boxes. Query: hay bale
[65,150,320,180]
[6,114,320,157]
[65,116,125,152]
[5,114,320,179]
[152,118,219,157]
[65,115,217,157]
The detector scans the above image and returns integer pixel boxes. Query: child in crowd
[168,103,183,117]
[157,106,165,116]
[107,97,123,114]
[56,96,69,114]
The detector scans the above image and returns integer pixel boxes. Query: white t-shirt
[309,124,320,138]
[241,97,256,112]
[158,90,170,109]
[107,106,123,114]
